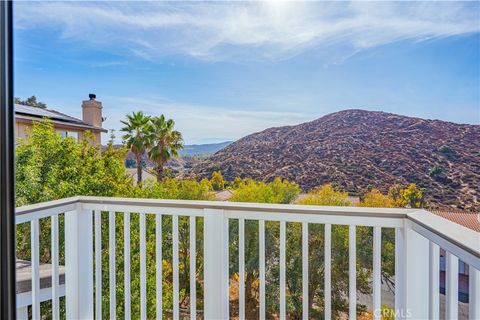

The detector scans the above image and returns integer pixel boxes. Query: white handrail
[15,196,479,262]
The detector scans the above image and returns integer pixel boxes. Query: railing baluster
[394,227,404,316]
[446,251,458,319]
[324,224,331,320]
[470,267,480,320]
[124,212,131,319]
[31,219,40,320]
[259,220,266,320]
[373,226,381,320]
[302,222,308,320]
[394,223,430,319]
[189,216,196,320]
[429,242,439,319]
[51,215,60,319]
[109,211,116,320]
[203,209,229,319]
[95,211,102,320]
[156,215,163,320]
[239,218,245,320]
[349,225,356,320]
[280,221,286,319]
[173,215,179,320]
[17,307,28,320]
[65,206,94,318]
[140,213,147,320]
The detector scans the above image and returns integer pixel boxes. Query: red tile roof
[429,210,480,232]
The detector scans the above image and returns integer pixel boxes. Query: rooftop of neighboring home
[429,209,480,232]
[15,93,107,132]
[15,103,104,132]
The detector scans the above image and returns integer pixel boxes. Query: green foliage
[210,171,225,191]
[360,189,394,208]
[388,183,426,208]
[137,177,214,200]
[16,120,133,206]
[125,158,136,168]
[387,184,404,207]
[296,184,350,206]
[15,95,47,108]
[438,145,453,154]
[230,177,300,204]
[380,304,396,320]
[147,115,184,181]
[121,111,152,185]
[429,164,443,177]
[401,183,425,208]
[121,112,184,183]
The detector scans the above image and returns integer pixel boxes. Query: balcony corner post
[65,203,94,319]
[395,219,429,319]
[203,208,229,319]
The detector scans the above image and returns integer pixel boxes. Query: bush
[296,184,350,206]
[210,171,225,191]
[230,177,300,204]
[360,189,394,208]
[137,177,214,200]
[429,165,443,177]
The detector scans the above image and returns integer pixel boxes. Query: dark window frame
[1,1,16,319]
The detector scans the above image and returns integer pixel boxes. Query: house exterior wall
[15,118,101,145]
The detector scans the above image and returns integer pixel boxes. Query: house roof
[15,104,107,132]
[429,209,480,232]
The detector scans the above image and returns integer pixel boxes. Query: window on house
[55,130,78,140]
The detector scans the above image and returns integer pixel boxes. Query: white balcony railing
[15,196,480,319]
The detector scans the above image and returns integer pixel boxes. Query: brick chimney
[82,93,103,128]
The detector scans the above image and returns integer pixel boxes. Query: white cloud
[14,1,479,62]
[102,95,313,144]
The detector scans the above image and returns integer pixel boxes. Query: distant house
[215,189,234,201]
[15,94,107,145]
[126,168,157,184]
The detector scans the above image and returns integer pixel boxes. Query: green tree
[147,115,184,182]
[296,184,350,206]
[16,119,132,206]
[387,184,404,207]
[230,177,300,204]
[401,183,424,208]
[210,171,225,191]
[15,120,134,318]
[121,111,151,185]
[360,188,394,208]
[15,95,47,108]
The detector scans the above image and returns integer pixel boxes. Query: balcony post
[65,204,94,319]
[395,220,429,319]
[203,208,229,319]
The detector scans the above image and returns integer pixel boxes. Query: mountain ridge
[189,109,480,210]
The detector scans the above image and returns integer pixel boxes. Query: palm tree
[121,111,151,185]
[148,115,184,182]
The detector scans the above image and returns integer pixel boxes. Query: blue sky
[13,1,480,144]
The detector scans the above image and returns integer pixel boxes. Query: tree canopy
[15,95,47,109]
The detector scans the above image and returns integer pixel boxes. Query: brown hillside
[189,109,480,210]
